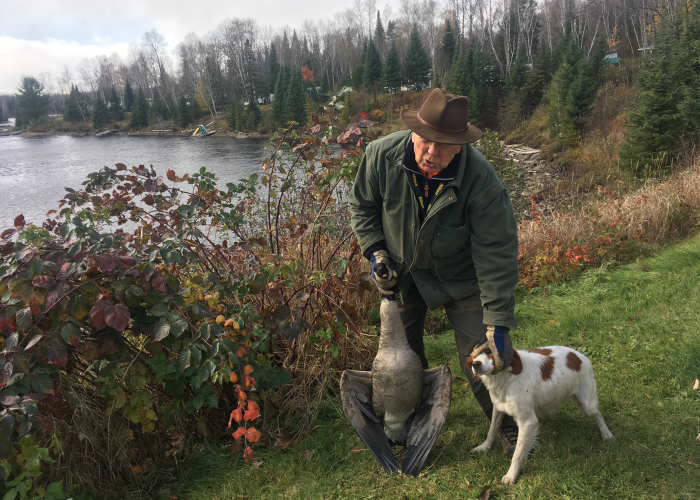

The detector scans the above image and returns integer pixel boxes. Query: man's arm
[349,146,387,255]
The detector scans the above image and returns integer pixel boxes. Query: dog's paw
[602,429,614,440]
[470,443,491,454]
[501,472,519,485]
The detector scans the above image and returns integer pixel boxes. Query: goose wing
[402,364,452,477]
[340,369,400,474]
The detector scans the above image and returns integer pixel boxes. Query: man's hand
[472,326,513,374]
[370,250,397,295]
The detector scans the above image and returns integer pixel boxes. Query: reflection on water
[0,135,269,230]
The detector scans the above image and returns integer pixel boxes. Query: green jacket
[349,130,519,329]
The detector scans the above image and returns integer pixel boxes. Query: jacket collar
[388,130,468,188]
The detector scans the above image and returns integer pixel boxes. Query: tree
[123,81,134,112]
[109,87,124,121]
[177,95,191,128]
[402,25,431,90]
[14,76,50,126]
[566,60,596,133]
[63,85,84,123]
[246,98,262,130]
[381,40,402,96]
[129,87,149,129]
[92,97,109,129]
[375,11,386,56]
[320,72,330,94]
[272,66,290,123]
[363,39,383,102]
[547,63,576,143]
[441,20,456,66]
[286,66,306,125]
[521,50,550,117]
[267,42,280,95]
[505,52,528,95]
[446,47,467,95]
[677,2,700,134]
[619,18,682,170]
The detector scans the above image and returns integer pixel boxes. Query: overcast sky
[1,0,403,93]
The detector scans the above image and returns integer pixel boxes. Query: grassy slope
[177,236,700,499]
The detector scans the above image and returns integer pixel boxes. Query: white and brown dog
[468,346,613,485]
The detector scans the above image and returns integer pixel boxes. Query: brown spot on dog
[530,348,553,356]
[566,351,582,372]
[540,355,555,381]
[509,350,523,375]
[465,356,480,382]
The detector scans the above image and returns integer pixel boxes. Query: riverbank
[16,128,271,139]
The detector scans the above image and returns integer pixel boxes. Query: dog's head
[468,349,496,377]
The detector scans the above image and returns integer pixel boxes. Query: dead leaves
[348,447,366,454]
[301,449,313,463]
[693,379,699,390]
[274,436,296,450]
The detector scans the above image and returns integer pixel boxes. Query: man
[349,89,520,455]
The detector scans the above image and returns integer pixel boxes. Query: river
[0,135,269,231]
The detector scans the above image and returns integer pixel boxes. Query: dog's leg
[574,375,613,440]
[502,417,538,485]
[471,409,504,453]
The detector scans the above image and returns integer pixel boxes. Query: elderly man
[349,89,520,455]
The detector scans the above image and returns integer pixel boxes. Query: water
[0,135,269,231]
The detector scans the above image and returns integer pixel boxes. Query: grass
[174,234,700,499]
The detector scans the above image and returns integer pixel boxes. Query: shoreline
[4,128,272,140]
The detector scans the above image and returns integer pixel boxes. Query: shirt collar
[402,137,462,181]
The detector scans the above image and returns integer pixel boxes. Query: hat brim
[400,109,483,145]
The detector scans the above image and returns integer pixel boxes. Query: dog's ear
[509,350,523,375]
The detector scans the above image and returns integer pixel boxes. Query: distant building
[603,52,620,65]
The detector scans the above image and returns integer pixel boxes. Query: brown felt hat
[400,88,482,145]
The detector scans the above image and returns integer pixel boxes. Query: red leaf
[232,426,246,441]
[46,336,68,368]
[152,276,170,295]
[118,255,137,267]
[166,169,176,181]
[245,427,261,443]
[90,301,108,330]
[32,275,56,289]
[243,401,260,421]
[96,254,116,272]
[14,214,25,228]
[115,163,127,171]
[97,340,120,356]
[0,315,12,335]
[243,446,255,462]
[1,228,15,239]
[41,416,56,435]
[104,304,130,331]
[230,408,243,425]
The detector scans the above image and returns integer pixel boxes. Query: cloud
[0,37,130,93]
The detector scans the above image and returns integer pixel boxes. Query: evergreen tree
[676,2,700,133]
[521,49,550,116]
[281,31,291,66]
[320,71,330,94]
[402,25,431,90]
[243,39,259,104]
[175,95,190,128]
[226,94,238,130]
[286,66,307,125]
[467,83,481,126]
[505,52,528,95]
[129,87,149,129]
[268,42,280,95]
[619,18,682,169]
[189,95,204,120]
[375,11,386,56]
[92,97,109,129]
[109,86,124,121]
[547,63,576,142]
[247,98,262,130]
[446,46,467,95]
[566,59,596,132]
[14,76,51,126]
[272,66,290,123]
[123,81,134,112]
[441,20,456,65]
[363,39,383,102]
[63,85,83,122]
[351,64,364,89]
[381,40,402,95]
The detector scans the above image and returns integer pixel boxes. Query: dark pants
[399,286,517,429]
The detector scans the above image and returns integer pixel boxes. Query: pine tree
[375,12,386,56]
[281,31,291,66]
[226,94,238,130]
[446,46,467,95]
[566,59,596,132]
[441,20,456,65]
[14,76,51,126]
[189,95,204,120]
[92,97,109,129]
[363,39,383,102]
[247,98,262,130]
[177,95,191,128]
[403,25,431,90]
[286,66,307,125]
[547,63,576,143]
[63,85,83,122]
[505,52,528,95]
[619,18,682,169]
[129,87,149,129]
[676,2,700,133]
[123,81,134,112]
[268,42,280,95]
[320,72,330,94]
[521,50,550,116]
[381,40,402,95]
[109,87,124,121]
[272,66,290,123]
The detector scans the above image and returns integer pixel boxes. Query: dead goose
[340,297,452,476]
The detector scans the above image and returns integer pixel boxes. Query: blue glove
[370,250,397,295]
[472,326,513,374]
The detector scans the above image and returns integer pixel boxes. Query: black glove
[370,250,397,296]
[472,326,513,374]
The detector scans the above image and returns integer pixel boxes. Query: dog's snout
[472,360,482,371]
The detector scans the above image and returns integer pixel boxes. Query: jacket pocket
[431,224,470,258]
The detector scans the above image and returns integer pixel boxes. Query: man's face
[412,133,463,174]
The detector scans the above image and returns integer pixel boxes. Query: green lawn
[177,236,700,499]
